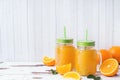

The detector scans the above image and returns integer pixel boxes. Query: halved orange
[100,58,119,76]
[63,71,81,80]
[42,56,55,66]
[56,63,71,75]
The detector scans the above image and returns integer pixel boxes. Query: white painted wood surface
[0,62,119,80]
[0,0,120,61]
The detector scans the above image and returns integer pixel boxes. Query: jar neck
[77,46,94,50]
[57,43,73,46]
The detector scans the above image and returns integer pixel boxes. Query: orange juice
[55,38,75,69]
[75,41,97,76]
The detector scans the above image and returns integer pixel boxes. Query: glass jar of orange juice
[55,38,75,69]
[75,41,98,76]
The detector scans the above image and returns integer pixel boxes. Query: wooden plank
[69,0,78,46]
[77,0,84,41]
[0,0,7,61]
[13,0,28,61]
[113,0,120,45]
[99,0,106,49]
[33,0,42,61]
[6,0,15,61]
[27,0,35,61]
[42,0,56,58]
[105,0,114,49]
[0,0,15,61]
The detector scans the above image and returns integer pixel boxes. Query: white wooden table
[0,62,120,80]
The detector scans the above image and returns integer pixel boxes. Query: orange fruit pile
[56,63,71,75]
[42,45,120,78]
[63,71,81,80]
[100,58,119,77]
[42,56,55,66]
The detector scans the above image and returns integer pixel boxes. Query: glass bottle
[55,38,75,69]
[75,41,98,76]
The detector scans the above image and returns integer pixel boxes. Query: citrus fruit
[109,46,120,63]
[100,58,119,77]
[42,56,55,66]
[56,63,71,75]
[99,49,112,63]
[63,71,81,80]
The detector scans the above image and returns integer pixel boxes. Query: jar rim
[56,38,73,44]
[77,40,95,46]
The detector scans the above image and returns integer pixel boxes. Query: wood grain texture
[0,0,120,61]
[113,0,120,45]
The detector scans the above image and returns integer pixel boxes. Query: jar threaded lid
[56,38,73,44]
[77,40,95,46]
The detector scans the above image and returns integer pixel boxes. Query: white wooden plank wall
[0,0,120,62]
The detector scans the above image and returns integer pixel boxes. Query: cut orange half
[100,58,119,76]
[63,71,81,80]
[42,56,55,66]
[56,63,71,75]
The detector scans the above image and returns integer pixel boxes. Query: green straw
[85,28,88,41]
[64,26,66,39]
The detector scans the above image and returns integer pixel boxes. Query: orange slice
[56,63,71,75]
[63,71,81,80]
[100,58,119,76]
[42,56,55,66]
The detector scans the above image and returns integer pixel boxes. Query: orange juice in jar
[75,41,98,76]
[55,38,75,69]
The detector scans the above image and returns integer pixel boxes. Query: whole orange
[109,46,120,63]
[99,49,112,63]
